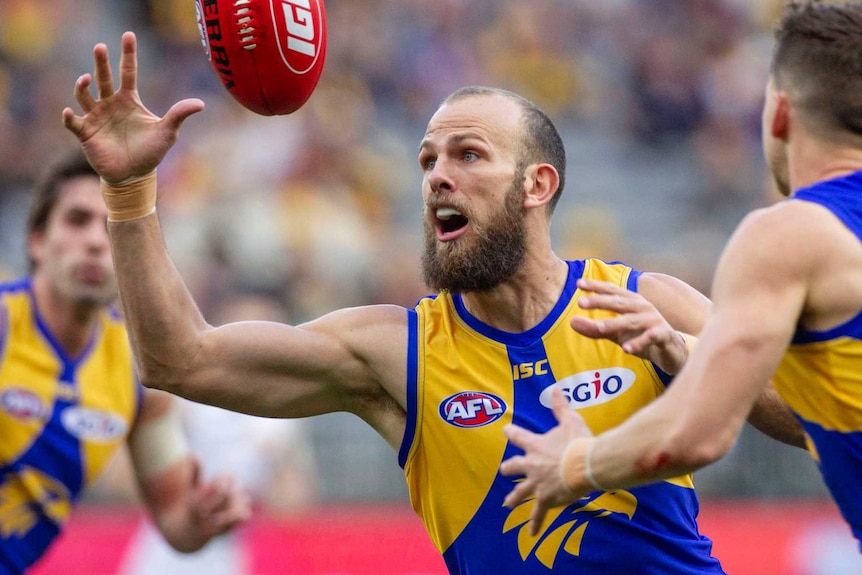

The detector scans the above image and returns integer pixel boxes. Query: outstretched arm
[63,33,408,446]
[574,272,805,447]
[501,205,808,534]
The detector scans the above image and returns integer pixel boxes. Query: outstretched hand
[500,388,594,535]
[62,31,204,183]
[572,278,689,374]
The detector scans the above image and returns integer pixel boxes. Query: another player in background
[117,290,318,575]
[63,33,804,574]
[500,0,862,549]
[0,149,250,573]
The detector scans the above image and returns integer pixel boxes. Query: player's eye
[66,211,89,227]
[463,151,479,162]
[421,157,437,171]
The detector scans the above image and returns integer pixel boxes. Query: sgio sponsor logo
[540,368,635,409]
[439,391,507,428]
[274,0,324,73]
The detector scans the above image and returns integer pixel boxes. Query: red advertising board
[29,501,860,575]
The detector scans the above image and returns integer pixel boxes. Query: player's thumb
[164,98,205,132]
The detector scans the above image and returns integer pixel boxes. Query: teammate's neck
[31,275,101,357]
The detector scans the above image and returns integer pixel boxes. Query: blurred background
[1,0,859,573]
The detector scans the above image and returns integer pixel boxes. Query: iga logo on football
[439,392,507,428]
[274,0,324,73]
[541,368,635,409]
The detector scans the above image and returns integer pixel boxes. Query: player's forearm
[747,385,807,449]
[563,388,728,493]
[108,214,211,392]
[570,324,767,491]
[588,398,733,489]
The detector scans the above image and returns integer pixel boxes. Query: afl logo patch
[61,407,128,443]
[439,391,507,428]
[1,388,48,420]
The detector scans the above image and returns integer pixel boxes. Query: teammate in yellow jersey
[500,0,862,550]
[0,149,250,573]
[63,32,804,574]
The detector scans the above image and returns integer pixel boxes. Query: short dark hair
[26,148,98,270]
[772,1,862,137]
[442,87,567,214]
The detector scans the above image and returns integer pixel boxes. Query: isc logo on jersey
[540,368,635,409]
[273,0,324,74]
[439,392,507,428]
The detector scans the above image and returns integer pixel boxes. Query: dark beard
[421,177,527,293]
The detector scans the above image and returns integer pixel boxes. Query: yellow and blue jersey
[401,259,724,574]
[0,278,141,573]
[775,171,862,545]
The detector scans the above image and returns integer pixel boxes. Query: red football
[195,0,327,116]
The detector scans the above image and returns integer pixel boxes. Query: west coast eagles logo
[503,489,637,568]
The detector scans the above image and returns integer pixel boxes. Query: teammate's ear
[523,163,559,209]
[26,231,45,268]
[770,93,790,141]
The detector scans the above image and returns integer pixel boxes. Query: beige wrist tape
[561,437,603,492]
[100,170,157,222]
[129,401,190,480]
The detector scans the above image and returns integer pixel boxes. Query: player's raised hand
[62,31,204,183]
[573,278,689,374]
[500,388,593,535]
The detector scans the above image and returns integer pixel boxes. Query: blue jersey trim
[0,300,7,363]
[623,269,672,385]
[451,260,585,348]
[790,171,862,344]
[792,310,862,344]
[399,308,419,469]
[0,276,31,295]
[31,289,100,369]
[627,268,642,292]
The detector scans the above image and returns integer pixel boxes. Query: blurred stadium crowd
[0,0,830,508]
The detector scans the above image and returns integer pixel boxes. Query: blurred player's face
[419,95,528,292]
[28,175,118,307]
[761,78,791,197]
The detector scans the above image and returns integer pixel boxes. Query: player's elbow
[660,426,736,474]
[686,436,734,469]
[134,335,213,395]
[135,359,196,396]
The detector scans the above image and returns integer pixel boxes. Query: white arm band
[129,402,190,481]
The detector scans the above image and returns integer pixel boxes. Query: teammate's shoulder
[740,198,844,243]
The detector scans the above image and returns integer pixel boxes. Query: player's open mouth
[436,207,469,241]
